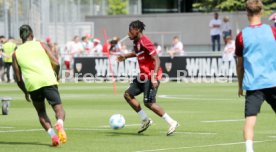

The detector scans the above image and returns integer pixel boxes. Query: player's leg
[0,58,3,82]
[29,88,59,146]
[124,78,144,112]
[244,90,265,152]
[244,116,256,152]
[124,78,152,133]
[32,101,52,131]
[6,63,11,82]
[124,90,141,112]
[3,62,8,82]
[44,85,67,144]
[5,63,11,82]
[143,80,179,136]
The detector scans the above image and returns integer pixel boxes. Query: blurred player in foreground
[236,0,276,152]
[12,25,67,146]
[117,20,179,136]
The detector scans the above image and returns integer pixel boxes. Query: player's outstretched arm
[12,53,30,102]
[117,52,136,62]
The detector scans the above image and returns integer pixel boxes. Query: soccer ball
[109,114,125,129]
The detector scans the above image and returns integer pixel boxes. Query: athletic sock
[47,128,56,138]
[245,140,254,152]
[162,113,175,125]
[138,109,148,121]
[57,119,64,127]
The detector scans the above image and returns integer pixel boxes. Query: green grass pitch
[1,82,276,152]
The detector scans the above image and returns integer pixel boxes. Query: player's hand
[25,93,31,102]
[117,55,126,62]
[152,80,159,89]
[238,88,244,97]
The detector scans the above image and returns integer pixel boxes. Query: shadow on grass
[0,141,51,147]
[105,131,150,136]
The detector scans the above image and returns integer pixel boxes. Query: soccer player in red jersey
[117,20,179,136]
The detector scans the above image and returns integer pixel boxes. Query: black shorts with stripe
[126,78,159,103]
[29,85,61,106]
[245,87,276,117]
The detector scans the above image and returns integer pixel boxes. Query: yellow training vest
[15,41,58,92]
[3,42,16,63]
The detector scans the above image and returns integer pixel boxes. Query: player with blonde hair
[236,1,276,152]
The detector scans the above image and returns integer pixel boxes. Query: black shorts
[126,78,159,103]
[29,85,61,106]
[245,87,276,117]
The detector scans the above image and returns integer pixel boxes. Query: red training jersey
[235,24,276,57]
[133,35,162,81]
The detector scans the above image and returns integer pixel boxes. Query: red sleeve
[141,37,157,56]
[271,26,276,40]
[235,32,243,57]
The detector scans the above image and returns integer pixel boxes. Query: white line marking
[158,95,234,101]
[174,132,217,135]
[0,127,14,129]
[0,129,43,133]
[135,140,273,152]
[201,119,244,123]
[0,128,111,133]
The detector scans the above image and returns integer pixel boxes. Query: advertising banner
[73,56,237,80]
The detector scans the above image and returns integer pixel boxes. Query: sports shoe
[138,118,153,134]
[51,135,60,146]
[167,121,179,136]
[55,123,67,144]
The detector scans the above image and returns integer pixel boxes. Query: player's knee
[144,102,153,109]
[124,91,133,101]
[37,111,47,118]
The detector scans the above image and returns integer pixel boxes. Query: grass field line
[0,129,43,133]
[158,95,234,101]
[0,127,218,136]
[174,132,217,135]
[0,126,15,129]
[0,127,111,133]
[135,140,274,152]
[201,119,244,123]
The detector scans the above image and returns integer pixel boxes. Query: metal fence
[0,0,141,45]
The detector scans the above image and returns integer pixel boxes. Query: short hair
[129,20,145,32]
[246,0,263,16]
[0,35,5,39]
[173,36,179,40]
[19,24,33,43]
